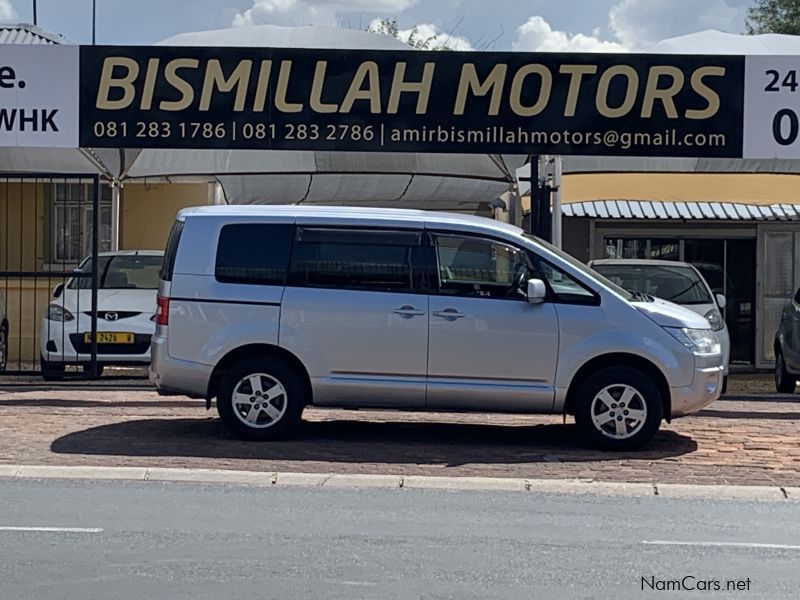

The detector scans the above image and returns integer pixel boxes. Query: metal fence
[0,174,99,377]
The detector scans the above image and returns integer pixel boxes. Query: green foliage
[368,17,451,51]
[746,0,800,35]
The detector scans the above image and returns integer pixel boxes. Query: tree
[368,18,452,51]
[746,0,800,35]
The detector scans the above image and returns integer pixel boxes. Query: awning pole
[552,156,563,249]
[111,181,120,251]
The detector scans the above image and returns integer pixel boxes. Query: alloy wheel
[231,372,288,429]
[590,384,648,440]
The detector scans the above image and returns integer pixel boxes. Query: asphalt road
[1,479,799,599]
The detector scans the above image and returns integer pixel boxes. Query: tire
[82,364,105,378]
[0,323,8,372]
[721,375,728,395]
[775,347,796,394]
[216,355,306,441]
[40,356,65,382]
[573,367,664,451]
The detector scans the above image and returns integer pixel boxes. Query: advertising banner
[78,46,746,157]
[0,45,79,148]
[744,56,800,159]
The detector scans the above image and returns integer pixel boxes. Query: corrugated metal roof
[0,23,73,45]
[562,200,800,221]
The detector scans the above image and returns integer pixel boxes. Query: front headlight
[664,327,721,355]
[704,308,725,332]
[46,304,75,322]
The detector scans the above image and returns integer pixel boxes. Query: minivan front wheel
[573,367,663,451]
[217,356,305,441]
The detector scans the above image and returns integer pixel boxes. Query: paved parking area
[0,387,798,486]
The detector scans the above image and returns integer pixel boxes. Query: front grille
[83,311,142,321]
[69,333,152,355]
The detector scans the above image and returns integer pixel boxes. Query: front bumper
[670,357,724,418]
[40,316,154,365]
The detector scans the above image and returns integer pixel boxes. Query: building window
[46,183,112,265]
[603,238,680,260]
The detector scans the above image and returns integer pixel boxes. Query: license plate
[83,332,134,344]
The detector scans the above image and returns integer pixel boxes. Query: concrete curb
[0,464,797,501]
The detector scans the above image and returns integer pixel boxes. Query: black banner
[79,46,745,157]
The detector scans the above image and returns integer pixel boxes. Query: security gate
[756,224,800,369]
[0,174,100,376]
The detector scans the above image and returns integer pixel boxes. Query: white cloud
[512,16,626,53]
[368,18,473,50]
[0,0,17,21]
[234,0,417,27]
[609,0,746,51]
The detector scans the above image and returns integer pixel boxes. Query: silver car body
[150,206,723,419]
[588,259,731,376]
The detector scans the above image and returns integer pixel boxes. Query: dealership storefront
[3,22,800,374]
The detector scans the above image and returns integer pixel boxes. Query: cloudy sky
[0,0,753,50]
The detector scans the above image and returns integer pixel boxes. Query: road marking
[643,540,800,550]
[0,526,103,533]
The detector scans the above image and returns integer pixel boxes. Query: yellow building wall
[0,182,50,364]
[562,173,800,205]
[121,182,207,251]
[0,181,46,272]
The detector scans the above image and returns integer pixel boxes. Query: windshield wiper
[626,289,652,302]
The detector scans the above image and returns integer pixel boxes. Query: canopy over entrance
[89,24,525,211]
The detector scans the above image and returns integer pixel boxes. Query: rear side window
[215,223,293,286]
[288,227,424,293]
[160,220,184,281]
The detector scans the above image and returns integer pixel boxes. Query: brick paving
[0,387,799,486]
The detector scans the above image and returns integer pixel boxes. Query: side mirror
[715,293,727,310]
[526,278,547,305]
[53,283,64,299]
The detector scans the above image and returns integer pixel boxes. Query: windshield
[522,233,635,301]
[69,255,163,290]
[592,263,712,305]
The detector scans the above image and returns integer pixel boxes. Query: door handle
[393,305,426,318]
[433,308,465,320]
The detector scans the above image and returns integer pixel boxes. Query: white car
[40,250,163,379]
[589,259,731,389]
[0,292,7,372]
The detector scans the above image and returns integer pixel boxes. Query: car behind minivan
[150,206,724,450]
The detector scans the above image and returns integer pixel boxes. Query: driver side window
[433,234,536,300]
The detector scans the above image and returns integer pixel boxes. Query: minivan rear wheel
[216,356,306,441]
[573,367,663,451]
[775,347,796,394]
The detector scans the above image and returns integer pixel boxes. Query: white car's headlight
[46,304,75,322]
[704,308,725,332]
[664,327,721,355]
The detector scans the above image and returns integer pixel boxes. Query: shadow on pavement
[51,417,697,466]
[699,408,800,420]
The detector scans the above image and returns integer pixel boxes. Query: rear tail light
[156,295,170,326]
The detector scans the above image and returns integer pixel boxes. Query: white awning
[563,200,800,221]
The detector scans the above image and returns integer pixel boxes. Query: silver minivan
[150,206,724,450]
